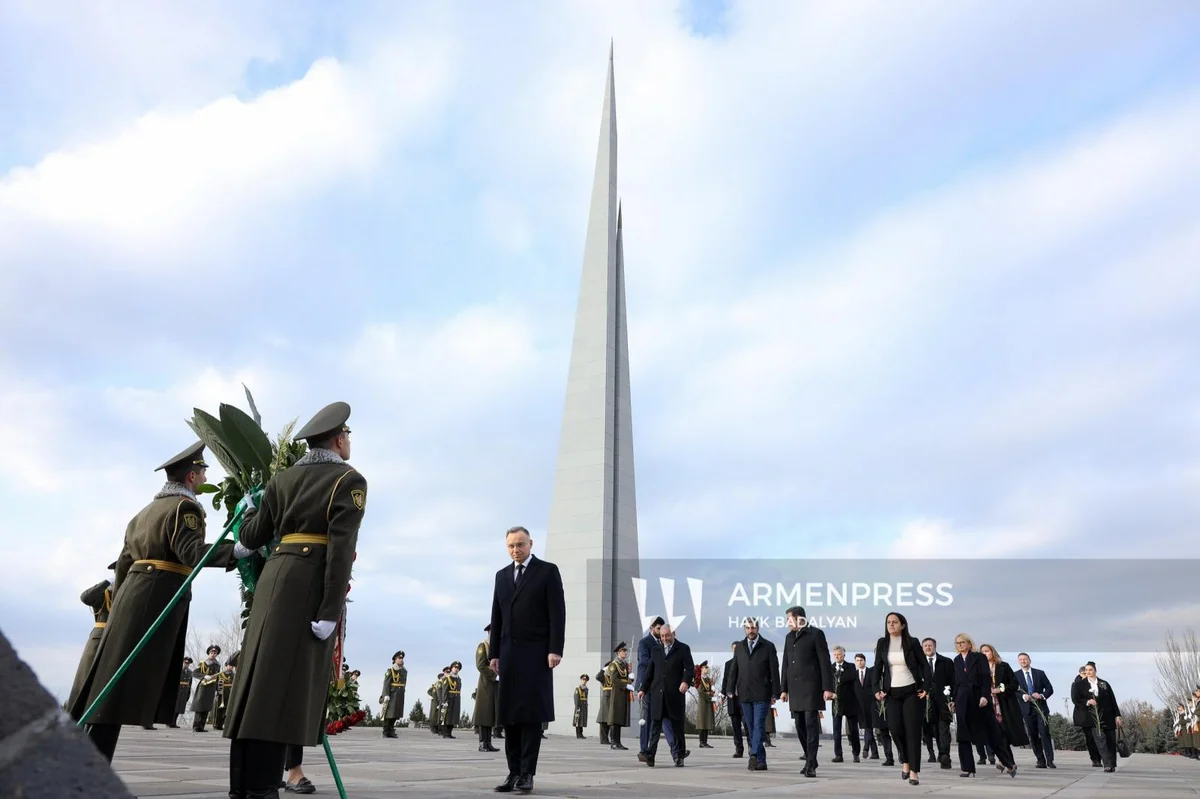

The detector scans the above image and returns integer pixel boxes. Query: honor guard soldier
[474,625,499,751]
[428,672,445,734]
[695,661,715,747]
[214,657,236,730]
[574,674,590,738]
[605,643,633,750]
[596,661,612,744]
[443,662,463,738]
[66,563,115,714]
[221,402,367,799]
[380,651,407,738]
[70,442,235,761]
[175,657,194,728]
[192,644,222,731]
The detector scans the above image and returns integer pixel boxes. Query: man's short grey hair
[833,645,845,654]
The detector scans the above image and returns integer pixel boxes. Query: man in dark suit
[779,607,834,777]
[829,645,861,766]
[726,617,780,772]
[853,653,893,764]
[721,641,750,758]
[920,637,955,768]
[636,616,678,757]
[489,526,566,794]
[1015,653,1055,767]
[635,625,694,767]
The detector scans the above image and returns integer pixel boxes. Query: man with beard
[779,607,833,777]
[635,624,694,767]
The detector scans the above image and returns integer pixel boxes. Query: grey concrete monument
[542,48,643,735]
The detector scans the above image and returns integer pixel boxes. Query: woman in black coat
[951,634,1016,777]
[871,612,927,786]
[979,645,1029,749]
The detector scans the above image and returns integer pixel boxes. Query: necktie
[665,646,671,658]
[515,563,524,584]
[859,669,865,685]
[1026,671,1033,692]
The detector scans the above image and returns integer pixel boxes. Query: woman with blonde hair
[950,634,1016,777]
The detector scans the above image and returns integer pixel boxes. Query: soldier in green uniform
[695,661,715,747]
[443,662,463,738]
[66,565,114,714]
[175,657,194,728]
[428,672,445,734]
[192,644,222,731]
[605,643,633,750]
[474,625,499,751]
[573,674,589,738]
[214,658,236,730]
[596,661,612,744]
[380,651,406,738]
[70,442,234,761]
[222,403,367,799]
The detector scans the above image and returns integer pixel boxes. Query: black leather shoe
[674,757,684,766]
[515,774,533,792]
[494,775,517,792]
[832,756,844,762]
[803,764,816,778]
[747,755,758,771]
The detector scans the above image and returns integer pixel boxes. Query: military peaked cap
[207,644,221,655]
[614,642,627,653]
[442,666,451,672]
[580,673,590,680]
[699,661,708,667]
[156,441,208,473]
[107,560,117,571]
[484,624,491,632]
[451,661,462,669]
[295,401,352,441]
[393,651,405,660]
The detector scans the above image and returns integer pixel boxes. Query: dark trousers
[214,705,226,730]
[886,684,923,773]
[1023,711,1055,764]
[646,715,685,761]
[833,712,860,758]
[504,722,543,777]
[1089,727,1116,769]
[922,702,952,760]
[862,725,879,757]
[285,744,303,770]
[792,710,822,762]
[1081,724,1102,763]
[85,723,122,762]
[193,710,209,731]
[956,712,1015,773]
[729,710,748,752]
[639,696,677,753]
[229,738,286,794]
[742,700,769,762]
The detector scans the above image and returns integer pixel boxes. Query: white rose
[943,686,951,696]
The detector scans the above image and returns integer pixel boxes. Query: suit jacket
[830,659,861,717]
[727,635,780,703]
[636,631,661,691]
[871,635,926,695]
[922,653,956,709]
[779,626,833,713]
[721,656,742,716]
[854,664,884,728]
[1070,677,1121,730]
[952,651,994,743]
[489,555,566,724]
[1014,666,1053,719]
[637,641,694,721]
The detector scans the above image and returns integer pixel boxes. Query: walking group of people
[66,401,368,799]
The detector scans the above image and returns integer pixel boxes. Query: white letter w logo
[632,577,703,631]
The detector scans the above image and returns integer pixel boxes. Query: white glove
[233,542,254,559]
[242,492,257,511]
[311,620,337,640]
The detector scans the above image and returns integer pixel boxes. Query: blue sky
[2,0,1199,727]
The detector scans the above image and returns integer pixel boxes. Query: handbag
[1116,728,1131,758]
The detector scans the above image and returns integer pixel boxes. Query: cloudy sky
[3,0,1199,725]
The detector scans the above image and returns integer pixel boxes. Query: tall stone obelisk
[542,47,642,735]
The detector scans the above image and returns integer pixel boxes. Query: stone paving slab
[110,727,1200,798]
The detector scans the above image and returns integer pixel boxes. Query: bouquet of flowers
[326,710,367,736]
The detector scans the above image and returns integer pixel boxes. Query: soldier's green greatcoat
[443,672,463,729]
[191,657,221,713]
[222,448,367,747]
[380,666,407,721]
[70,484,233,726]
[429,675,446,730]
[473,642,497,728]
[175,665,193,715]
[695,673,715,731]
[596,666,611,725]
[67,579,112,710]
[573,684,589,727]
[605,659,633,727]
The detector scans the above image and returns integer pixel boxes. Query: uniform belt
[134,559,192,576]
[179,681,190,686]
[390,683,404,687]
[280,534,329,545]
[449,690,460,694]
[94,621,106,628]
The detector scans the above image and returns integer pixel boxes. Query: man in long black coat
[635,625,694,767]
[726,617,780,772]
[721,642,749,757]
[489,526,566,794]
[920,637,955,768]
[779,607,834,777]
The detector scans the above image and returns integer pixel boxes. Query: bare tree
[1153,628,1200,708]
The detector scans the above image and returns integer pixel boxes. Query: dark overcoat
[727,636,780,704]
[695,673,715,730]
[67,579,112,710]
[222,453,367,746]
[595,667,611,724]
[721,656,742,717]
[489,554,566,725]
[1070,676,1121,730]
[176,666,193,714]
[473,641,497,727]
[952,650,995,743]
[991,661,1029,746]
[638,641,694,721]
[191,658,221,712]
[855,664,885,729]
[923,652,956,719]
[779,627,832,713]
[443,673,463,727]
[830,659,861,717]
[572,684,588,727]
[70,487,233,726]
[381,666,407,721]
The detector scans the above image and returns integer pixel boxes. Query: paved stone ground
[112,727,1200,798]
